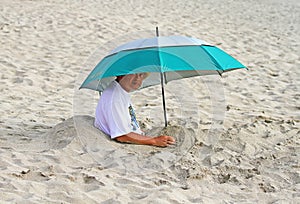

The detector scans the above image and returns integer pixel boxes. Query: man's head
[117,73,149,92]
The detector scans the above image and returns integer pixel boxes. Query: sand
[1,0,299,203]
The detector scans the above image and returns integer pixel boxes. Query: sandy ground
[1,0,299,203]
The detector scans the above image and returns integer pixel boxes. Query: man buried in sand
[94,73,175,147]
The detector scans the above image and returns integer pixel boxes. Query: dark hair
[116,75,125,82]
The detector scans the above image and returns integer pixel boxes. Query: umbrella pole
[160,72,168,127]
[156,26,168,127]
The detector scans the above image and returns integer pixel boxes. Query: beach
[1,0,299,203]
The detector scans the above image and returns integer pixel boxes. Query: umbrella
[80,27,247,127]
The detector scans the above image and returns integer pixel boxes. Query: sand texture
[1,0,299,203]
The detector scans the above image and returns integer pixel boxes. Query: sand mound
[45,115,196,174]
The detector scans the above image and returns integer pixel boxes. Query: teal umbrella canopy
[80,33,246,127]
[80,35,246,92]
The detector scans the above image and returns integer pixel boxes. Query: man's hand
[151,135,176,147]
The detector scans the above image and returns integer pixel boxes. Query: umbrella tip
[156,26,159,37]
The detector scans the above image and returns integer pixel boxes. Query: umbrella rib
[201,46,224,72]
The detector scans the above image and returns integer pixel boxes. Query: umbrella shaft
[160,72,168,127]
[156,27,167,127]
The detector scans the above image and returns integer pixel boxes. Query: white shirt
[94,81,143,139]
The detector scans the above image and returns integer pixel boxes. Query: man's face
[119,73,148,92]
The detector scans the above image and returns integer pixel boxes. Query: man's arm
[115,132,175,147]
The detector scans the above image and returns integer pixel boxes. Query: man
[94,73,175,147]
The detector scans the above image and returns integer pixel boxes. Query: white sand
[1,0,299,203]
